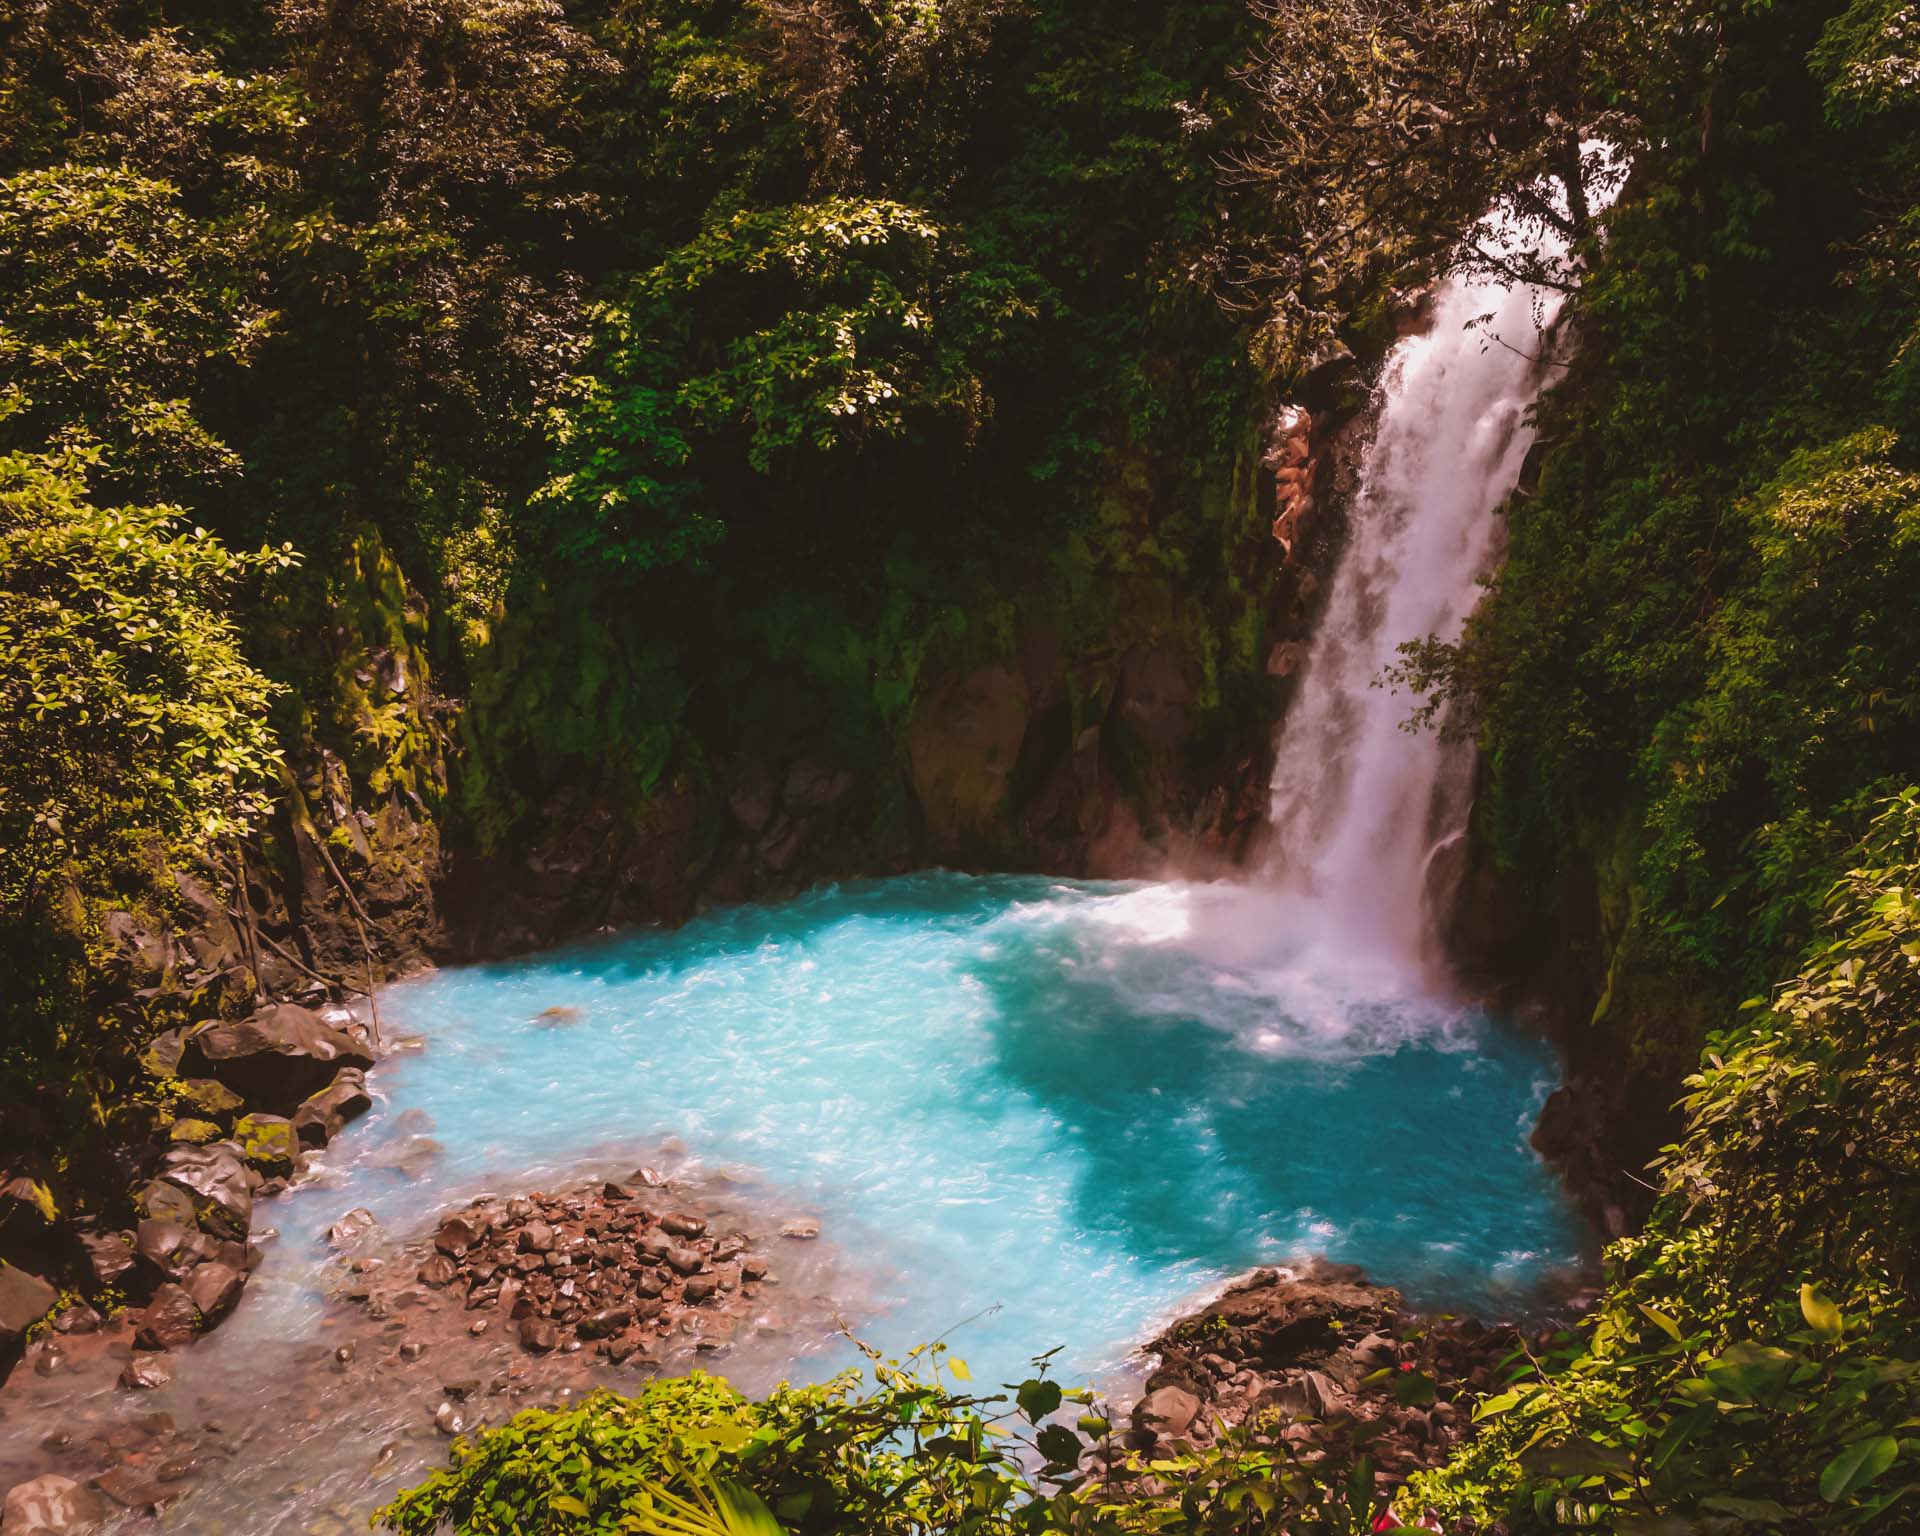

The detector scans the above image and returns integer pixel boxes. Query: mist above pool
[360,872,1581,1385]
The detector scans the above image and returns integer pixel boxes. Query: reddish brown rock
[291,1067,373,1148]
[0,1262,56,1345]
[182,1262,245,1322]
[133,1284,201,1351]
[177,1004,374,1115]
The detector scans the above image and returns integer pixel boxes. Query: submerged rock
[119,1355,175,1391]
[1,1473,106,1534]
[327,1208,380,1248]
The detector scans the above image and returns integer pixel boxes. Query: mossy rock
[175,1077,245,1120]
[167,1118,223,1145]
[231,1114,303,1178]
[139,1028,186,1080]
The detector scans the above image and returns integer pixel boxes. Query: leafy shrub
[0,448,296,913]
[381,1340,1432,1535]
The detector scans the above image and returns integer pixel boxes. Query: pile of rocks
[1124,1260,1556,1488]
[340,1177,786,1368]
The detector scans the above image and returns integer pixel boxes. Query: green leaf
[1035,1424,1081,1466]
[1638,1304,1684,1343]
[550,1494,589,1516]
[1820,1435,1898,1503]
[1391,1369,1437,1407]
[1800,1284,1845,1342]
[1652,1404,1714,1470]
[1016,1379,1062,1423]
[713,1480,786,1535]
[1704,1341,1798,1404]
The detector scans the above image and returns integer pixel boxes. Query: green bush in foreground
[377,1340,1429,1535]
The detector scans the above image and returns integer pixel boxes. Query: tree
[0,449,296,914]
[0,165,270,498]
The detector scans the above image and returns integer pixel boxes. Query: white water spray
[1264,213,1581,969]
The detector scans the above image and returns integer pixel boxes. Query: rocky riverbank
[334,1173,805,1374]
[1122,1260,1586,1496]
[0,1151,854,1532]
[0,1002,379,1394]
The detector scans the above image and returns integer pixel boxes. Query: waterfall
[1264,216,1579,971]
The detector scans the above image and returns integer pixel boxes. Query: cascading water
[1265,216,1579,970]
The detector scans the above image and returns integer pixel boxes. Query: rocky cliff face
[444,393,1366,957]
[1441,793,1708,1239]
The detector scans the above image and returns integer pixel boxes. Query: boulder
[181,1262,245,1322]
[166,1118,222,1145]
[578,1305,631,1339]
[138,1028,186,1081]
[132,1284,200,1351]
[0,1262,57,1343]
[291,1068,373,1149]
[518,1317,559,1353]
[176,1004,375,1114]
[906,666,1029,852]
[1,1473,106,1534]
[135,1219,216,1278]
[417,1255,458,1288]
[135,1179,198,1230]
[151,1144,251,1240]
[433,1213,482,1257]
[76,1231,136,1288]
[231,1114,303,1178]
[1133,1385,1202,1441]
[175,1078,245,1120]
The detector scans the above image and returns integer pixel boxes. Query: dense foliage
[1416,790,1920,1530]
[1392,0,1920,1006]
[0,451,293,912]
[380,1341,1430,1535]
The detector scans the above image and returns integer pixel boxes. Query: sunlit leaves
[0,450,295,910]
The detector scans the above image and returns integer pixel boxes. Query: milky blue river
[347,872,1583,1381]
